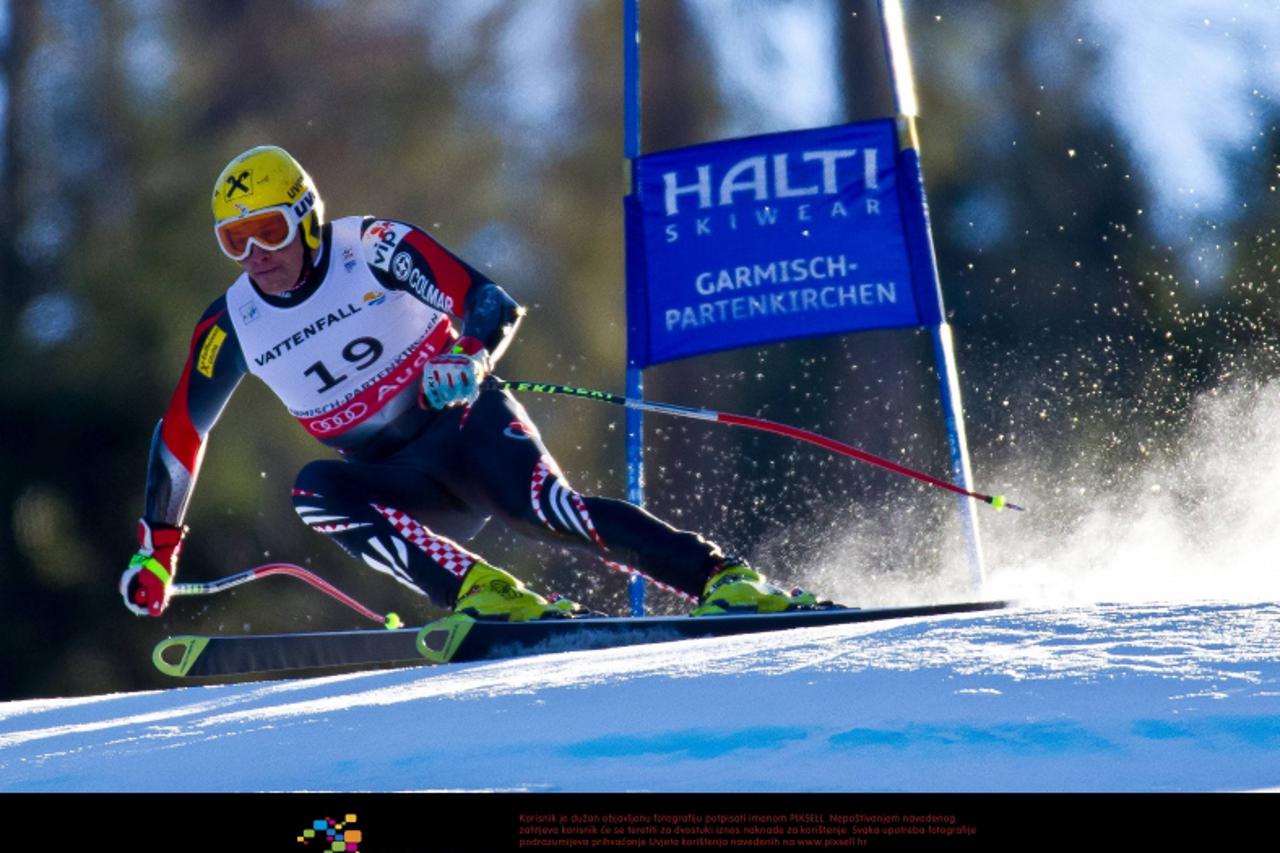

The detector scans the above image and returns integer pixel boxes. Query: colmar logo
[405,266,454,313]
[392,251,412,281]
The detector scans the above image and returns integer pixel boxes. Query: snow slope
[2,600,1277,793]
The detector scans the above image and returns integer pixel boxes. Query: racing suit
[143,216,721,606]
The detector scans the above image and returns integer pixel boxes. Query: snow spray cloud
[755,375,1280,609]
[977,375,1280,605]
[969,374,1280,606]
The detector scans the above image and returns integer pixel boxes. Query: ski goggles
[214,203,304,261]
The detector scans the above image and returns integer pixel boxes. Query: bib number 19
[303,336,384,393]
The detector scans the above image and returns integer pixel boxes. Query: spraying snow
[982,376,1280,605]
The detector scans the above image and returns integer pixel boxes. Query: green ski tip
[153,636,211,677]
[416,613,476,664]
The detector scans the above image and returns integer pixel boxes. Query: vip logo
[363,220,405,272]
[224,169,253,200]
[392,251,412,281]
[366,221,395,242]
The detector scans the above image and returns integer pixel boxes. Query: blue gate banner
[626,119,944,368]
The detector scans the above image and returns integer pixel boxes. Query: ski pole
[170,563,403,628]
[490,378,1023,512]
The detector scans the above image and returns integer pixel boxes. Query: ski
[153,627,424,678]
[415,600,1010,664]
[153,599,1009,679]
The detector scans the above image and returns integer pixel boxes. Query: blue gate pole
[624,0,647,614]
[878,0,986,590]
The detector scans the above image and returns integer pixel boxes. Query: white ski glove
[421,336,490,410]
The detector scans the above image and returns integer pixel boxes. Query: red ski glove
[121,519,187,617]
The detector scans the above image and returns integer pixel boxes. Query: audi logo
[308,403,368,433]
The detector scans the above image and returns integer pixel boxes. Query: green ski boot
[453,562,582,622]
[691,560,819,616]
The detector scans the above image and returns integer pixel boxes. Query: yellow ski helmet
[211,145,325,260]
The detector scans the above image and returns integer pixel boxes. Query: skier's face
[239,235,306,295]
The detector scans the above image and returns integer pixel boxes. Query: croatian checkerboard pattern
[371,503,477,578]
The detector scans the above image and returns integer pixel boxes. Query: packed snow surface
[2,601,1278,792]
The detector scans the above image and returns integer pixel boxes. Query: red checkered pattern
[371,503,478,579]
[530,457,561,531]
[568,492,608,550]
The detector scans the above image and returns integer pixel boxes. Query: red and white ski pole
[170,563,403,628]
[492,378,1023,512]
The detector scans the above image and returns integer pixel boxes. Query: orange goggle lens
[215,209,296,260]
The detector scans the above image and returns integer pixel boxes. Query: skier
[121,145,821,623]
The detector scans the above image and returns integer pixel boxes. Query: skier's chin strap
[298,238,323,285]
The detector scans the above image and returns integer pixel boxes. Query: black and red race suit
[143,216,720,606]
